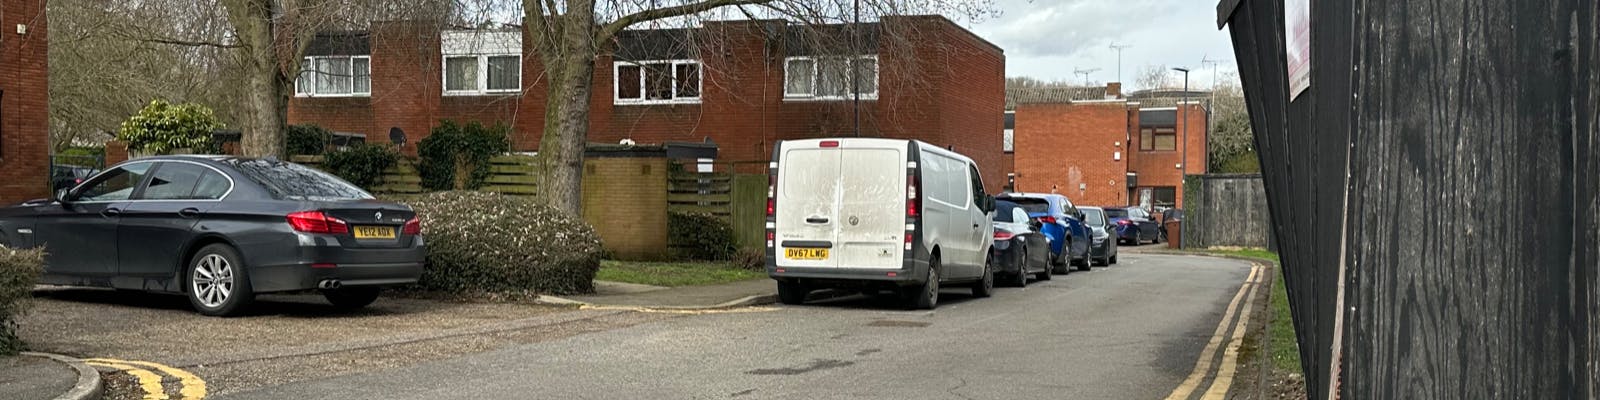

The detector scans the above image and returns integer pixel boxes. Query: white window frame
[783,55,879,101]
[295,55,371,98]
[612,59,703,105]
[442,54,522,96]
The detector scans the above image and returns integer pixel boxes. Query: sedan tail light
[1037,216,1057,224]
[402,216,422,235]
[1117,220,1133,226]
[993,231,1015,241]
[287,211,349,234]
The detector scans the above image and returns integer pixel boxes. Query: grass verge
[596,261,766,287]
[1208,249,1300,372]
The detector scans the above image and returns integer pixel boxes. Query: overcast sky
[962,0,1239,90]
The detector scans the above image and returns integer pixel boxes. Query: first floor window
[784,56,878,99]
[1140,127,1177,151]
[445,54,521,95]
[296,56,370,97]
[1004,129,1014,153]
[615,60,701,104]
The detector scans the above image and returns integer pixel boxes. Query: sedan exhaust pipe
[318,279,342,290]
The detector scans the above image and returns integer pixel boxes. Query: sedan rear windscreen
[1104,208,1129,218]
[224,159,373,201]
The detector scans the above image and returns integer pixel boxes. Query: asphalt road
[215,252,1253,400]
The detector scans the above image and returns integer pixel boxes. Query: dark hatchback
[0,156,425,316]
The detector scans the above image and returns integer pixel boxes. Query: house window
[784,56,878,100]
[1004,129,1014,153]
[614,60,701,104]
[1140,127,1177,151]
[296,56,371,97]
[444,54,522,95]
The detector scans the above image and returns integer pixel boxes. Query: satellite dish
[389,127,406,147]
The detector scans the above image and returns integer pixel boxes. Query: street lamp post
[1172,67,1191,206]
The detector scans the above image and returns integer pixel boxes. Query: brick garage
[288,16,1007,191]
[0,0,48,205]
[1009,84,1209,209]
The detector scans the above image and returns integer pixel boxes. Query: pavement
[0,352,100,400]
[559,278,779,308]
[213,252,1257,400]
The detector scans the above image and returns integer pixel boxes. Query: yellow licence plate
[353,226,396,239]
[785,248,829,260]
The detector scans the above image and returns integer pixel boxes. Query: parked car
[0,156,426,316]
[767,138,997,310]
[991,200,1051,287]
[997,193,1091,272]
[1078,206,1119,266]
[1105,206,1161,245]
[50,165,99,194]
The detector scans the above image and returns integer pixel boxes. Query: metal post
[852,0,860,137]
[1173,67,1191,206]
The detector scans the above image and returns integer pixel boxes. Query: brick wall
[580,156,669,260]
[0,0,49,205]
[289,17,1005,185]
[1126,103,1208,207]
[1013,102,1131,206]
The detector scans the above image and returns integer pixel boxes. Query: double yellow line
[1164,262,1266,400]
[83,358,207,400]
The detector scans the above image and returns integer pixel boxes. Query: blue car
[997,193,1092,273]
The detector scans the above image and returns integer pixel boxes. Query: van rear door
[775,140,906,269]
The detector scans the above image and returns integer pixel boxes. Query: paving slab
[0,354,78,400]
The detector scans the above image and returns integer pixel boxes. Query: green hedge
[323,144,398,189]
[668,212,736,261]
[0,246,43,355]
[417,120,510,191]
[391,191,600,295]
[116,100,222,154]
[286,124,333,156]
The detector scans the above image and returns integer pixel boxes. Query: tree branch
[135,37,243,48]
[597,0,773,43]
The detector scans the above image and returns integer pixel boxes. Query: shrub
[668,212,736,261]
[390,191,601,295]
[286,124,333,156]
[732,248,765,271]
[116,100,222,154]
[0,246,44,355]
[323,144,398,189]
[417,120,510,191]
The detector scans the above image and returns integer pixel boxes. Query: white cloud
[964,0,1241,90]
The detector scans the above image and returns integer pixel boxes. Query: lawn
[1209,249,1302,373]
[596,260,766,287]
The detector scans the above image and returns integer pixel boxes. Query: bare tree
[1133,64,1170,91]
[521,0,997,216]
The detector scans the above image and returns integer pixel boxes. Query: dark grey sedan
[0,156,425,316]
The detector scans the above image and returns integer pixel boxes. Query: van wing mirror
[984,195,997,213]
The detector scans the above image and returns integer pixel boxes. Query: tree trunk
[535,6,597,217]
[223,0,288,158]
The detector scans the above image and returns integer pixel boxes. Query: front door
[33,162,154,278]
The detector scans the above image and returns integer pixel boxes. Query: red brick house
[1009,84,1208,209]
[288,16,1008,188]
[0,0,49,205]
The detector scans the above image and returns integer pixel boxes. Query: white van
[765,138,997,309]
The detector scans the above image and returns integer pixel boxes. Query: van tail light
[402,216,422,235]
[1037,216,1057,224]
[820,140,840,148]
[993,231,1015,241]
[906,174,920,217]
[287,211,349,234]
[766,174,776,217]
